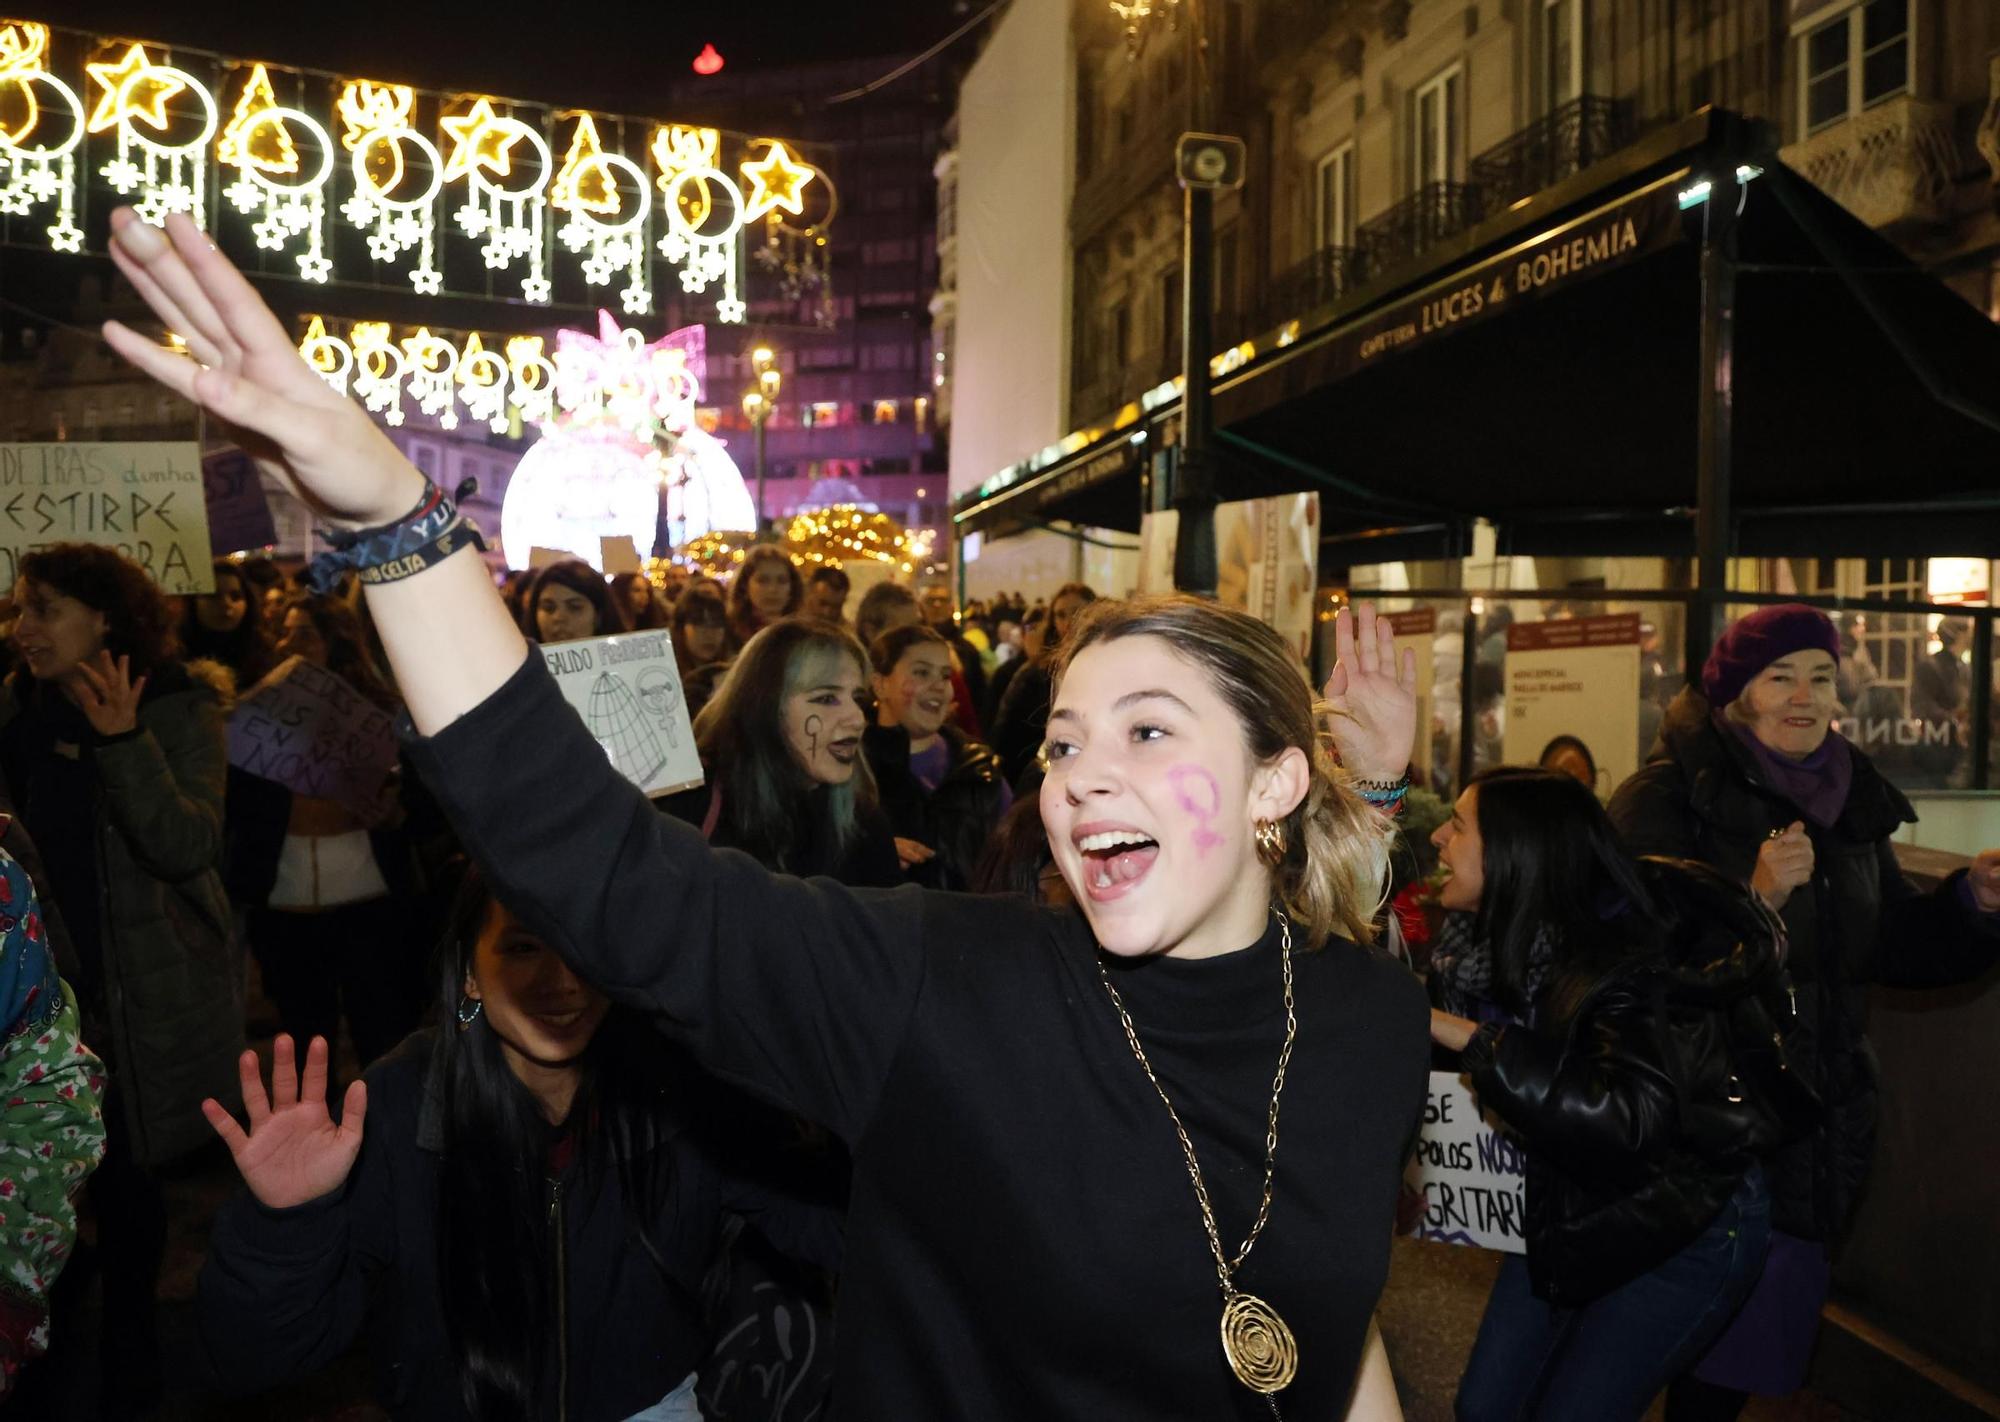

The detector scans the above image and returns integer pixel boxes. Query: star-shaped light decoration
[440,98,523,183]
[49,221,83,254]
[410,268,443,295]
[85,43,185,133]
[715,295,746,324]
[740,140,813,221]
[521,276,552,304]
[297,253,332,282]
[620,282,652,316]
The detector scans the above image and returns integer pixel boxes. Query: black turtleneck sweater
[406,649,1430,1421]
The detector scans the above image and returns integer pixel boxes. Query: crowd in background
[0,535,1993,1422]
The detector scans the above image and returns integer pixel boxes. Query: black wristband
[351,521,486,587]
[306,479,479,593]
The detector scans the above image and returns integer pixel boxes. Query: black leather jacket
[1609,689,2000,1240]
[1460,859,1790,1305]
[862,722,1008,890]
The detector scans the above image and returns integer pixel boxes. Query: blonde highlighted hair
[1052,594,1392,950]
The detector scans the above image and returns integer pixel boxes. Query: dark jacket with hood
[1459,858,1791,1305]
[0,662,241,1166]
[197,1031,845,1422]
[1607,687,2000,1241]
[862,722,1007,891]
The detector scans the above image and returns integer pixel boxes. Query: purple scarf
[1723,716,1854,829]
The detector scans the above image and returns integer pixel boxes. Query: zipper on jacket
[548,1175,568,1422]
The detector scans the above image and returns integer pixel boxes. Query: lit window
[873,400,899,424]
[1409,65,1464,190]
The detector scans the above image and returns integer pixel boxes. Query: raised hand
[98,210,424,529]
[66,650,146,737]
[1752,822,1815,913]
[202,1034,367,1211]
[1322,602,1420,784]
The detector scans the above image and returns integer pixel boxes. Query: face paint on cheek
[803,713,822,760]
[1165,764,1225,857]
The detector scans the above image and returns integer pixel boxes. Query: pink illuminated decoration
[501,309,755,570]
[691,44,725,76]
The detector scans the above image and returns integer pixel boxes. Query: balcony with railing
[1780,93,1957,232]
[1355,181,1484,273]
[1468,96,1638,211]
[1260,244,1368,328]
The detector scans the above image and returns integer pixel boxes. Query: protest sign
[1501,614,1642,799]
[1386,609,1439,779]
[226,657,400,814]
[0,442,213,592]
[1399,1070,1528,1254]
[1137,493,1321,660]
[202,446,278,556]
[542,630,703,797]
[599,536,643,574]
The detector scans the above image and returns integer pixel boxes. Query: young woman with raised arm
[102,208,1422,1422]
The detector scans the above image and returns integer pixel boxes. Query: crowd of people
[0,207,1990,1422]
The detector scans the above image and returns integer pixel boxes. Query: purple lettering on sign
[1166,764,1225,857]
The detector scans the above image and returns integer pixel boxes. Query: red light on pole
[692,43,724,76]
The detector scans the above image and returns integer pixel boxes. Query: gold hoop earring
[1253,818,1287,868]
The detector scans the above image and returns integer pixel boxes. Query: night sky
[51,0,973,112]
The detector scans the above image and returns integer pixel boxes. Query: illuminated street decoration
[0,21,85,251]
[338,79,443,294]
[504,334,557,426]
[86,40,216,227]
[348,320,409,426]
[453,331,511,431]
[652,124,744,323]
[18,19,831,322]
[218,63,334,281]
[399,326,459,427]
[442,96,551,302]
[551,113,651,316]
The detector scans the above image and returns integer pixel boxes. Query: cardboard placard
[0,442,213,593]
[1501,614,1642,798]
[1399,1070,1528,1254]
[1386,608,1439,778]
[202,446,278,557]
[542,630,703,797]
[599,536,643,575]
[1136,493,1322,661]
[226,657,400,814]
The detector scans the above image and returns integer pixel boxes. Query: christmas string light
[0,21,85,251]
[398,326,459,427]
[218,63,334,281]
[87,40,217,227]
[442,96,552,302]
[338,79,443,294]
[551,113,652,316]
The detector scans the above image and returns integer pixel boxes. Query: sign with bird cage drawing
[541,629,702,797]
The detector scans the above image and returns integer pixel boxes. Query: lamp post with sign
[1174,130,1246,598]
[741,346,781,532]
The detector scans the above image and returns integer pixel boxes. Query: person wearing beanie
[1608,603,2000,1422]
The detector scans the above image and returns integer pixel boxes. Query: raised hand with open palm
[201,1034,367,1211]
[1322,601,1420,784]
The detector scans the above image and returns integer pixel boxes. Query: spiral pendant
[1220,1291,1298,1395]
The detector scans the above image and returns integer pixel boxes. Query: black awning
[954,108,2000,559]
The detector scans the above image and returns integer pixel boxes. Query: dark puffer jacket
[1608,688,2000,1241]
[862,723,1008,891]
[1459,859,1792,1305]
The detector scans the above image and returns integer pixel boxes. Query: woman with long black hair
[524,559,629,645]
[1427,769,1782,1422]
[661,618,900,889]
[103,209,1426,1420]
[178,557,278,691]
[196,869,842,1421]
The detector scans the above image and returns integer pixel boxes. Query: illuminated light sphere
[658,423,757,547]
[501,427,664,572]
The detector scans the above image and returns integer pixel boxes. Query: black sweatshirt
[406,650,1430,1420]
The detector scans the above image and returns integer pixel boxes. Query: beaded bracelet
[1352,774,1410,813]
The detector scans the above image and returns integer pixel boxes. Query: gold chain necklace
[1097,910,1299,1413]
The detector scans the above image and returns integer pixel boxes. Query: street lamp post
[743,346,781,533]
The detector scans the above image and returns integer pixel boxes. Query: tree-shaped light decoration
[441,96,552,302]
[651,124,746,323]
[550,114,652,316]
[298,314,354,396]
[453,331,512,432]
[0,22,86,252]
[218,63,335,281]
[337,80,443,295]
[398,327,459,428]
[86,40,217,227]
[504,335,558,427]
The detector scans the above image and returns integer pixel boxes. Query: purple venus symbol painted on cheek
[1166,764,1225,857]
